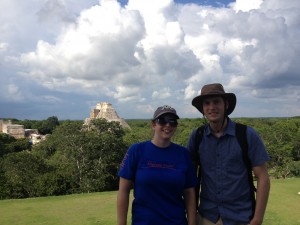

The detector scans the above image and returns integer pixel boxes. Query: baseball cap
[152,105,179,120]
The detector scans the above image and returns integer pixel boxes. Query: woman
[117,105,198,225]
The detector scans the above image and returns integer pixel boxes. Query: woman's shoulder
[129,140,151,152]
[135,140,151,147]
[171,142,188,152]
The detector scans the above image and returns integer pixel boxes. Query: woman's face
[152,116,178,140]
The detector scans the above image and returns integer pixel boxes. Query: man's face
[202,96,226,122]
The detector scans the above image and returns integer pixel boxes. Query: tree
[259,119,297,178]
[1,117,299,199]
[1,151,49,198]
[34,119,127,194]
[38,116,60,135]
[123,123,152,147]
[0,134,16,157]
[16,116,60,135]
[5,138,32,153]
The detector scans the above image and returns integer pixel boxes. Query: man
[187,83,270,225]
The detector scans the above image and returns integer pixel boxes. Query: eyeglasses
[156,117,178,127]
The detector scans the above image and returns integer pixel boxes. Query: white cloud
[7,84,24,101]
[0,0,299,119]
[152,87,172,99]
[0,43,8,51]
[232,0,263,12]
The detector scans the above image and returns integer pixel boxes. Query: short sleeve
[118,143,139,180]
[246,126,270,167]
[184,149,199,189]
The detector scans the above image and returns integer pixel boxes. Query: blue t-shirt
[118,141,198,225]
[187,119,270,225]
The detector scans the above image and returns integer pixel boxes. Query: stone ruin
[84,102,130,129]
[0,120,25,139]
[0,120,46,144]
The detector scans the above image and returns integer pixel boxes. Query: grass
[264,178,300,225]
[0,191,119,225]
[0,178,299,225]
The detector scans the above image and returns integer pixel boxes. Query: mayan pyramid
[84,102,130,129]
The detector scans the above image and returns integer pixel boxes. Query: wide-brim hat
[192,83,236,115]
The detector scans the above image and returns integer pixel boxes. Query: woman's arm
[184,187,197,225]
[117,177,132,225]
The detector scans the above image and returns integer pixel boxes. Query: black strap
[236,123,256,218]
[194,126,204,209]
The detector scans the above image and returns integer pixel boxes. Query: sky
[0,0,299,120]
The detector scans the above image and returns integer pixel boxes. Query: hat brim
[192,93,236,115]
[153,112,179,120]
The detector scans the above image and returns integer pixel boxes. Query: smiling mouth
[162,128,173,133]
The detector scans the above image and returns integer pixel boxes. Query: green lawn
[264,178,300,225]
[0,191,119,225]
[0,178,299,225]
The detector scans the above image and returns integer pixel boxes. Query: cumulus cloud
[0,0,299,119]
[20,0,201,104]
[232,0,263,12]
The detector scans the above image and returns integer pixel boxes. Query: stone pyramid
[84,102,130,129]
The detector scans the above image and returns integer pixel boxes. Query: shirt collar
[204,118,235,136]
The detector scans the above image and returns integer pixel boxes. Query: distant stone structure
[0,120,25,139]
[24,129,47,145]
[84,102,130,129]
[0,120,47,144]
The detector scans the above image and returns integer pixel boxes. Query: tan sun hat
[192,83,236,115]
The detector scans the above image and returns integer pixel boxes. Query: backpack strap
[194,125,205,209]
[235,123,256,218]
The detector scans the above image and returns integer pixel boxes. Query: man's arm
[251,163,270,225]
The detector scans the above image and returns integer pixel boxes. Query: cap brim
[153,112,179,120]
